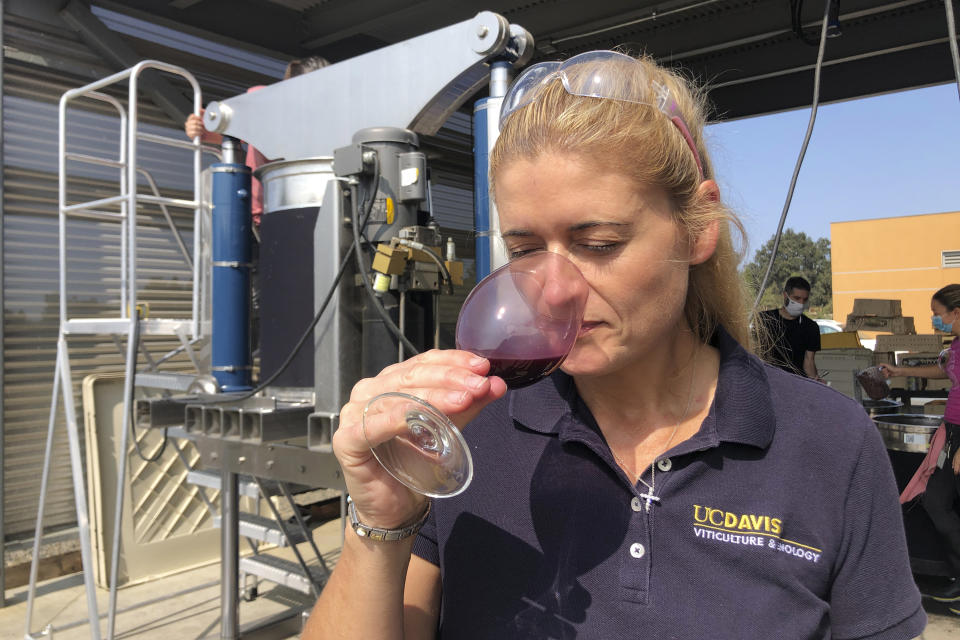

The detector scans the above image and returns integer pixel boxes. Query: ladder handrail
[58,60,204,338]
[59,89,126,331]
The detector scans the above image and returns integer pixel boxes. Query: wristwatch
[347,496,431,542]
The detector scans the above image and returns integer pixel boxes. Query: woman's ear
[690,180,720,266]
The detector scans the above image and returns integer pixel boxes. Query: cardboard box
[852,299,902,317]
[924,400,947,416]
[875,334,945,353]
[821,331,862,349]
[845,315,915,334]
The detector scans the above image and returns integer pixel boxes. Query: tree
[742,229,832,318]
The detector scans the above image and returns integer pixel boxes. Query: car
[815,318,844,334]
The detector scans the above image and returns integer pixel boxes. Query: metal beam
[58,0,192,124]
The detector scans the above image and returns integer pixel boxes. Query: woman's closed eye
[506,245,543,259]
[578,241,620,254]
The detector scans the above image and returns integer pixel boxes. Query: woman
[183,55,329,225]
[880,284,960,607]
[304,52,924,639]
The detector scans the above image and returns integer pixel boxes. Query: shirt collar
[508,326,776,451]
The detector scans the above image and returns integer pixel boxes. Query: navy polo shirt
[412,328,926,639]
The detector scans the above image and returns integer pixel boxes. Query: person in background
[880,284,960,610]
[758,276,821,378]
[302,51,924,638]
[183,55,330,226]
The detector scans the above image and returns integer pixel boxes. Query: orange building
[831,211,960,330]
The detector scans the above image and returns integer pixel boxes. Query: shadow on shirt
[440,438,631,639]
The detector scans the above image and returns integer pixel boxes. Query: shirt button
[657,458,672,472]
[629,542,646,559]
[631,497,643,512]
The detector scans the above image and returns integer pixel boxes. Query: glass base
[363,392,473,498]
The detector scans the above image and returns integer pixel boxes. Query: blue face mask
[932,315,953,333]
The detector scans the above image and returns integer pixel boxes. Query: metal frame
[24,60,203,640]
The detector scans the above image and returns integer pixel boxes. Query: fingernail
[469,356,487,367]
[447,390,468,404]
[466,374,486,389]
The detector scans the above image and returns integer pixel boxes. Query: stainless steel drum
[255,157,335,212]
[861,398,903,417]
[873,413,942,453]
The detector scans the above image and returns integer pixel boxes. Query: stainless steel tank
[257,157,336,212]
[873,413,941,453]
[861,398,903,418]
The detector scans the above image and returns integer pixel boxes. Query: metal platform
[215,513,309,547]
[239,555,329,596]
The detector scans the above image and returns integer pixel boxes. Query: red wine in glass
[486,354,567,388]
[363,251,588,497]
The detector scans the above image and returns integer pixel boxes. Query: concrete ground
[1,518,343,640]
[1,517,958,639]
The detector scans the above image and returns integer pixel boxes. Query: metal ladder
[23,60,204,640]
[184,470,336,598]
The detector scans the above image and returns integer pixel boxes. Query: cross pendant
[638,491,660,512]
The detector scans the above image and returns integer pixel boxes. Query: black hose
[349,153,420,357]
[203,178,374,404]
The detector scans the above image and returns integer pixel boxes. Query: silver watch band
[347,497,432,542]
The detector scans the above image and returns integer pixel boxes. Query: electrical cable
[128,307,168,462]
[350,152,420,357]
[945,0,960,102]
[203,176,376,405]
[752,0,833,311]
[396,238,454,295]
[791,0,822,46]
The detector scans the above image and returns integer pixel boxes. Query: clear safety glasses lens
[500,51,664,127]
[497,50,703,176]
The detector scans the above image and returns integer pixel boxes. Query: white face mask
[784,298,806,318]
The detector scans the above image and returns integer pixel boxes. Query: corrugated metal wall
[1,10,249,539]
[2,9,477,540]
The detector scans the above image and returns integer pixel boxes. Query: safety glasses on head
[498,50,704,178]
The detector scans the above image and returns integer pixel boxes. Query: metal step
[240,554,328,594]
[215,513,309,546]
[186,469,260,499]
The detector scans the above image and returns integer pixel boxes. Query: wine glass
[362,251,589,497]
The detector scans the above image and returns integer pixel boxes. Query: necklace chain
[610,349,699,507]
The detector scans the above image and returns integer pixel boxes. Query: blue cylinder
[473,97,492,281]
[211,163,253,391]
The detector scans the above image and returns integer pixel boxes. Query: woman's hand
[953,447,960,475]
[184,112,206,139]
[878,363,901,379]
[332,349,508,530]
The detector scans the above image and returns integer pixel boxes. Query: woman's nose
[536,252,588,319]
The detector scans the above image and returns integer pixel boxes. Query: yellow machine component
[408,246,443,264]
[444,260,465,286]
[127,302,150,318]
[371,243,408,275]
[385,197,395,225]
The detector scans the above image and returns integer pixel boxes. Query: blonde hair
[490,53,751,348]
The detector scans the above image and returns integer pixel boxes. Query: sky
[704,82,960,264]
